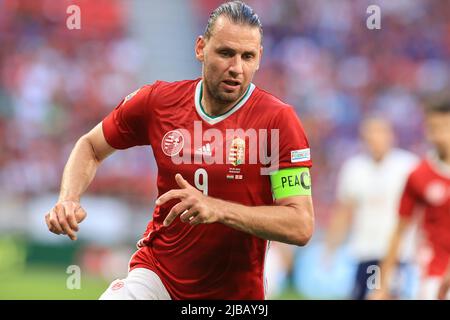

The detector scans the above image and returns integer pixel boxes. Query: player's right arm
[45,84,153,241]
[324,161,356,256]
[369,216,411,299]
[324,199,354,255]
[45,123,116,240]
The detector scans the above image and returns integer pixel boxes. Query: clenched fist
[45,200,87,241]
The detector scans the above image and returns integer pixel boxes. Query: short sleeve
[398,173,419,218]
[102,84,155,149]
[271,106,312,170]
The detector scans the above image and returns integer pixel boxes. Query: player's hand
[438,272,450,299]
[157,174,222,227]
[45,200,87,241]
[367,288,391,300]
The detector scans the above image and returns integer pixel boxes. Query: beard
[203,76,246,105]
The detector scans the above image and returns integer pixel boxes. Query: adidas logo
[195,143,212,156]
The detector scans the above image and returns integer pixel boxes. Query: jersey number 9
[194,168,208,196]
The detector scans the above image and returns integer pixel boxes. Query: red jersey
[102,78,312,299]
[399,156,450,276]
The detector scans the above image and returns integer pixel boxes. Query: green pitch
[0,265,303,300]
[0,265,109,300]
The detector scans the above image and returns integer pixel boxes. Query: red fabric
[399,159,450,276]
[102,78,312,299]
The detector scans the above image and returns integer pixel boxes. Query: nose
[228,55,243,77]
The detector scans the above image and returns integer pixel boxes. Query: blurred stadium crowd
[0,0,449,299]
[0,0,154,203]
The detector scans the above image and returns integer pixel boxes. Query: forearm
[379,228,403,290]
[58,136,102,202]
[217,198,314,246]
[325,204,353,252]
[158,175,314,246]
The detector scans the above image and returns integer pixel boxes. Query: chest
[149,111,274,198]
[351,162,406,202]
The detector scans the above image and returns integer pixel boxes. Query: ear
[256,45,263,71]
[195,36,206,62]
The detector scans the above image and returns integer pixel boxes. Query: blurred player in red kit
[44,1,314,299]
[371,97,450,300]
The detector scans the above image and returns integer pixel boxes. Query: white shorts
[418,276,450,300]
[99,268,171,300]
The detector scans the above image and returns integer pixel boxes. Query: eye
[243,53,254,60]
[219,50,233,57]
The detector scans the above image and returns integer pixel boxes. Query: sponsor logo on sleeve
[291,148,310,163]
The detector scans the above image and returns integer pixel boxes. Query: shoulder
[397,159,427,196]
[339,154,369,177]
[253,86,293,114]
[387,149,420,174]
[139,79,199,111]
[255,86,292,110]
[407,159,429,182]
[390,149,420,164]
[149,78,198,97]
[344,154,370,168]
[251,87,304,129]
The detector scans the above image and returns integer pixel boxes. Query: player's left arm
[157,170,314,247]
[218,191,314,246]
[158,106,314,246]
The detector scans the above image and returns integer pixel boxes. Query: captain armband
[270,167,312,200]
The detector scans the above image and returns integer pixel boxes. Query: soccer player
[44,1,314,300]
[324,117,419,299]
[370,98,450,300]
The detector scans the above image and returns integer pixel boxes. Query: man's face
[360,119,394,161]
[195,16,262,104]
[425,112,450,154]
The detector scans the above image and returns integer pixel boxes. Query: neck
[201,82,248,117]
[371,151,387,163]
[201,95,234,117]
[437,149,450,166]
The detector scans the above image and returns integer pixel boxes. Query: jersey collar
[427,151,450,179]
[194,79,255,125]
